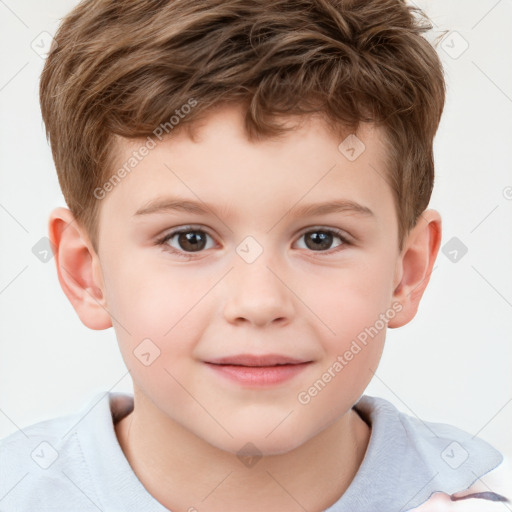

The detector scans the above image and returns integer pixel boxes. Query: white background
[1,0,511,462]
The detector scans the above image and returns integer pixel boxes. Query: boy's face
[90,105,404,454]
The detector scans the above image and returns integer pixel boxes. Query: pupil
[307,231,332,250]
[179,232,205,251]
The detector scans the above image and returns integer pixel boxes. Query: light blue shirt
[0,391,506,511]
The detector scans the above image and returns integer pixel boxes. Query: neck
[115,392,370,512]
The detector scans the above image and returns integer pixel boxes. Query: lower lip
[204,362,311,386]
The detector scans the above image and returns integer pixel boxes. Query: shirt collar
[324,395,503,511]
[76,391,503,512]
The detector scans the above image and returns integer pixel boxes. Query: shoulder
[0,408,79,472]
[0,392,119,511]
[353,396,510,510]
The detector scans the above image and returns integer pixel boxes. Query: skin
[49,104,441,512]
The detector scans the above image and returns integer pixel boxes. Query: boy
[1,0,510,510]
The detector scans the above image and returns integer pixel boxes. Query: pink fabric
[412,457,512,511]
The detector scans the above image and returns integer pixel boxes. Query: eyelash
[156,225,351,259]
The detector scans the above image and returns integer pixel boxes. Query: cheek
[103,255,200,331]
[101,257,210,371]
[306,257,395,350]
[102,260,208,407]
[295,265,392,424]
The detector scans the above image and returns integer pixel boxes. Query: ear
[388,209,442,328]
[48,207,112,330]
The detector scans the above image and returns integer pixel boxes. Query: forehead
[100,106,395,229]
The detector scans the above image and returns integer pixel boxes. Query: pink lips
[204,354,312,387]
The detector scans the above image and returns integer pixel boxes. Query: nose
[222,253,295,328]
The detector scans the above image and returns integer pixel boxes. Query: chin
[201,423,311,458]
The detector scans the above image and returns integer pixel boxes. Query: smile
[204,354,313,386]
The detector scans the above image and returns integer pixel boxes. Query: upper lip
[205,354,311,367]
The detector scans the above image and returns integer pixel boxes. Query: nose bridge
[222,242,294,327]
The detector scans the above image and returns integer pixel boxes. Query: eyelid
[158,225,352,243]
[157,225,215,243]
[158,224,213,238]
[295,225,353,243]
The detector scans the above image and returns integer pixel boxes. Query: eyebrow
[133,196,375,219]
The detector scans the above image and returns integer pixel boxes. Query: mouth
[205,354,310,366]
[204,354,313,386]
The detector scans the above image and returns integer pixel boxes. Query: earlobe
[388,209,442,328]
[48,207,112,330]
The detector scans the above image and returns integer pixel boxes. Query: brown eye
[159,228,214,255]
[305,231,334,250]
[175,231,208,252]
[296,228,348,253]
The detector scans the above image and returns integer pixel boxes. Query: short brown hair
[40,0,445,252]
